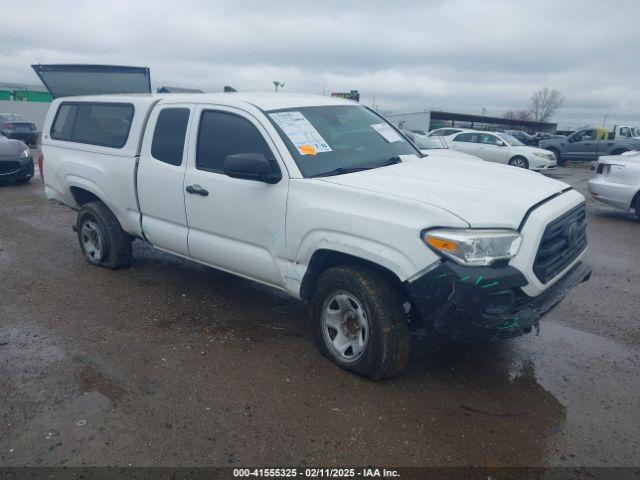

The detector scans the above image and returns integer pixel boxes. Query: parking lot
[1,167,639,468]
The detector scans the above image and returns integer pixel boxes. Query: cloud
[2,0,639,128]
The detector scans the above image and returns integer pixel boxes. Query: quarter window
[197,111,275,173]
[151,108,190,166]
[51,102,134,148]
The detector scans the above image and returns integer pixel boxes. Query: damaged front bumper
[406,260,591,342]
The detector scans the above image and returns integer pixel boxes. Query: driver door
[566,129,596,160]
[183,106,289,288]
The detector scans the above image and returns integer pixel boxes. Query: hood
[419,148,483,162]
[0,135,28,158]
[318,156,569,228]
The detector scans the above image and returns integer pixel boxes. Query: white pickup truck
[41,85,591,379]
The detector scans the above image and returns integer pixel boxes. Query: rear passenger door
[183,106,288,287]
[137,104,193,256]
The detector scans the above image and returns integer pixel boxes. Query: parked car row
[539,126,640,164]
[425,128,557,171]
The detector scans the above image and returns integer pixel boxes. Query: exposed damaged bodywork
[406,260,592,342]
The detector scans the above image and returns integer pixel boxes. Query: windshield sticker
[371,123,403,143]
[299,144,317,156]
[269,111,332,155]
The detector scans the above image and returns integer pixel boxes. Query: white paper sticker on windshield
[371,123,403,143]
[269,111,332,155]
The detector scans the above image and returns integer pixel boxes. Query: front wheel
[76,201,132,269]
[311,265,410,379]
[634,195,640,221]
[509,156,529,169]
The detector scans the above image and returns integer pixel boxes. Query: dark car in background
[504,129,534,145]
[0,113,38,147]
[0,135,34,183]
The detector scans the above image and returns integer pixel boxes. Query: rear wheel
[509,156,529,169]
[76,201,132,269]
[634,194,640,221]
[311,265,410,379]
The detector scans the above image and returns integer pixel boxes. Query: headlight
[423,229,522,266]
[533,152,552,159]
[19,149,31,159]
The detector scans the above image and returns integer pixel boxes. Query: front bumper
[406,260,591,342]
[0,158,34,182]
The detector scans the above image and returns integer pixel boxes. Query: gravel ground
[1,167,639,468]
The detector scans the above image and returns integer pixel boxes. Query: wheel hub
[321,292,369,363]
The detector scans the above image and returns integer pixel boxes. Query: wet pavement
[1,167,639,468]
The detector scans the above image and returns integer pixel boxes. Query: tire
[13,177,31,184]
[634,194,640,221]
[508,156,529,169]
[76,201,132,269]
[311,264,410,379]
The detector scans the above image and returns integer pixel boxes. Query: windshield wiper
[311,156,402,178]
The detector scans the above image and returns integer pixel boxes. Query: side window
[574,129,595,142]
[197,111,275,173]
[479,133,500,145]
[151,108,190,166]
[50,102,134,148]
[51,104,78,140]
[454,133,478,143]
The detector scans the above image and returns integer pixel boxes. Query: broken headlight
[423,229,522,266]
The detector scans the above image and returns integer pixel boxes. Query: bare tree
[503,109,533,121]
[528,88,564,122]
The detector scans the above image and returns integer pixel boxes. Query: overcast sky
[2,0,639,129]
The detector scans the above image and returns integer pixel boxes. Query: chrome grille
[533,203,587,283]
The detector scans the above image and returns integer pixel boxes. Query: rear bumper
[1,130,38,146]
[587,176,635,211]
[406,260,591,342]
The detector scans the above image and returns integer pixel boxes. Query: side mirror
[223,153,281,184]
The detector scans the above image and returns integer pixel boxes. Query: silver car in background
[587,152,640,219]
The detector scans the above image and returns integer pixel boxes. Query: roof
[49,92,357,111]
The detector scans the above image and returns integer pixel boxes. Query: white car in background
[444,131,557,171]
[427,127,466,137]
[401,130,482,162]
[587,152,640,219]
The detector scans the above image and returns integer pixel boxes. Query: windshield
[499,133,525,146]
[267,105,419,177]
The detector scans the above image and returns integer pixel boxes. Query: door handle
[186,185,209,196]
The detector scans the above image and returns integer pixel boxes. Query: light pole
[273,81,284,92]
[602,114,609,128]
[481,107,487,116]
